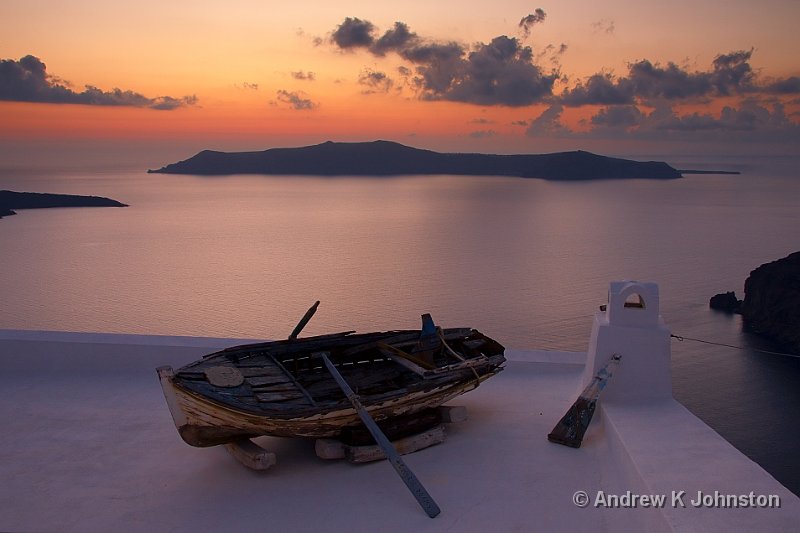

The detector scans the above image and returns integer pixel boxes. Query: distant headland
[148,140,683,180]
[0,190,128,219]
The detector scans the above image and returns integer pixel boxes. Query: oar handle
[289,301,320,340]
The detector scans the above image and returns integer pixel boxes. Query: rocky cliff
[739,251,800,352]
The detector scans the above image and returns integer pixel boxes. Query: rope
[438,329,482,388]
[670,334,800,359]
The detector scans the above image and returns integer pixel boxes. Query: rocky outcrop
[709,291,742,313]
[739,252,800,352]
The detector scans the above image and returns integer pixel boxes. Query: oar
[289,301,320,340]
[319,352,441,518]
[547,354,621,448]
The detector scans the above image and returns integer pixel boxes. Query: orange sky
[1,1,799,160]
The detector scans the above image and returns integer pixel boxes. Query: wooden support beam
[223,439,277,471]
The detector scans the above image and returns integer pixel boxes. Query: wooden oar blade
[547,354,620,448]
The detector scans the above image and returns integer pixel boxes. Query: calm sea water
[1,155,799,493]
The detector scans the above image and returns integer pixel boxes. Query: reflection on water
[1,160,799,493]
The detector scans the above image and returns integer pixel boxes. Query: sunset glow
[2,0,799,161]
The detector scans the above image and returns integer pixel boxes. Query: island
[148,140,683,180]
[710,251,800,353]
[0,190,128,219]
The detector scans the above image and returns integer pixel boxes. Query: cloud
[709,49,756,95]
[445,36,558,106]
[0,55,196,110]
[559,49,796,106]
[560,73,635,106]
[331,17,376,49]
[291,71,315,81]
[519,9,546,39]
[149,95,198,110]
[327,17,558,106]
[590,105,644,129]
[371,22,419,56]
[592,20,615,35]
[358,69,393,93]
[469,129,496,138]
[275,89,316,110]
[644,100,797,133]
[534,100,800,144]
[626,59,714,100]
[525,104,571,135]
[764,76,800,94]
[322,15,798,145]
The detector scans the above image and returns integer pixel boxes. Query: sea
[1,153,799,494]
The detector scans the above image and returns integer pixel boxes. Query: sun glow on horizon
[1,0,799,159]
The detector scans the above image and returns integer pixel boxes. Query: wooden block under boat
[315,424,447,463]
[223,438,277,470]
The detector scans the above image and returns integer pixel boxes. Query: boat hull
[158,365,498,446]
[157,327,505,447]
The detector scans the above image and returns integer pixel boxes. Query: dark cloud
[710,49,755,95]
[559,50,791,106]
[328,18,558,106]
[560,73,635,106]
[371,22,418,56]
[0,55,196,110]
[519,9,546,39]
[645,100,796,133]
[441,36,557,106]
[550,100,800,143]
[358,69,393,93]
[275,89,316,110]
[331,17,376,49]
[397,66,413,77]
[590,105,644,128]
[626,60,713,99]
[765,76,800,94]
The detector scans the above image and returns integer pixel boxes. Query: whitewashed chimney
[580,281,672,403]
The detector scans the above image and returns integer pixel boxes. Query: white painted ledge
[0,330,798,532]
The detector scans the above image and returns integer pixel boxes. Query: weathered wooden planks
[224,439,277,470]
[316,425,446,463]
[160,325,505,448]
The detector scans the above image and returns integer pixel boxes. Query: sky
[1,0,799,166]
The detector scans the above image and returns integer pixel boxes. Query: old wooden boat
[157,311,505,448]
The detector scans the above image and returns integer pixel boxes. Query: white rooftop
[1,325,798,532]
